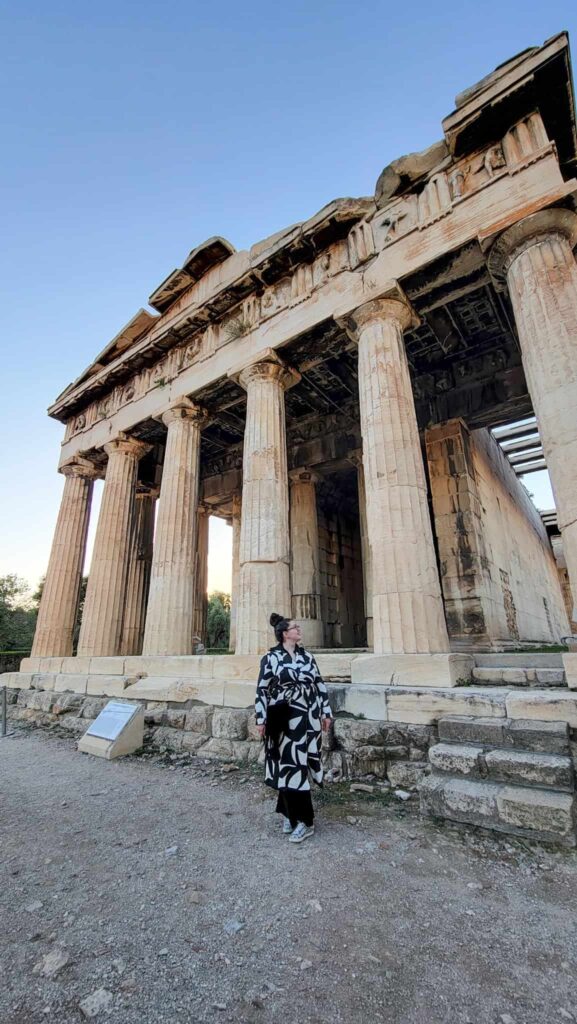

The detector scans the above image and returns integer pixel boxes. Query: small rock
[346,816,360,825]
[213,1003,227,1011]
[221,764,239,773]
[394,790,411,801]
[559,1011,575,1021]
[300,959,313,971]
[251,996,265,1009]
[499,1015,516,1024]
[350,783,374,793]
[112,958,126,975]
[24,900,44,913]
[307,899,322,913]
[467,882,483,891]
[224,919,245,935]
[158,948,169,957]
[164,845,179,857]
[33,948,70,979]
[79,988,113,1019]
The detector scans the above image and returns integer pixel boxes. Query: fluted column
[192,505,210,643]
[229,493,241,652]
[77,435,150,657]
[143,399,207,655]
[352,453,373,648]
[120,489,157,656]
[289,469,324,647]
[234,358,299,655]
[32,457,99,657]
[488,209,577,620]
[347,292,450,654]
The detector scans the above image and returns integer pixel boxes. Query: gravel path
[2,728,577,1024]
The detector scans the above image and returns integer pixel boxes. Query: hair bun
[270,612,283,627]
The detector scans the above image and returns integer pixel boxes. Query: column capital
[103,433,151,461]
[161,398,209,429]
[487,208,577,287]
[339,284,419,338]
[289,467,322,486]
[60,456,101,480]
[238,358,300,392]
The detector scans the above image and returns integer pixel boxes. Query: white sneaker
[288,822,315,844]
[282,817,293,835]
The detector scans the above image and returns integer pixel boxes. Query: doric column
[289,469,324,647]
[345,291,450,654]
[77,435,150,657]
[120,488,157,656]
[351,453,373,648]
[32,457,99,658]
[234,358,299,655]
[142,399,207,656]
[192,504,210,643]
[228,493,241,652]
[488,209,577,621]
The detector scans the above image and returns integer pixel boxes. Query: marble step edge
[419,775,577,846]
[428,742,575,792]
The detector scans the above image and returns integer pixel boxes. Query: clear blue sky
[1,1,574,593]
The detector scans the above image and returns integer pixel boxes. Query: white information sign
[86,701,139,741]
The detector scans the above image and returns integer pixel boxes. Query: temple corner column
[486,208,577,688]
[31,456,100,658]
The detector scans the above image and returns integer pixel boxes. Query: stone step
[429,742,574,791]
[420,775,576,846]
[472,667,566,687]
[474,653,564,668]
[437,715,571,754]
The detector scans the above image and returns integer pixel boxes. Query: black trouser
[275,790,314,829]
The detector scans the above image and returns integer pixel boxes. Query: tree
[0,575,37,651]
[206,591,231,649]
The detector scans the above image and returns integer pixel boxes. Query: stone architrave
[142,399,208,656]
[192,504,210,644]
[289,468,324,647]
[77,435,150,658]
[120,489,157,656]
[32,457,99,658]
[351,452,373,647]
[229,493,241,652]
[345,291,450,655]
[488,209,577,621]
[233,358,299,655]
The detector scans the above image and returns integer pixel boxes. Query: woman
[255,612,333,843]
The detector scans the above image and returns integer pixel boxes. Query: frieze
[370,111,552,251]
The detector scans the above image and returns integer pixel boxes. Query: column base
[351,653,474,688]
[297,618,324,648]
[563,653,577,690]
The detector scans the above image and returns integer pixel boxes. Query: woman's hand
[257,724,266,739]
[321,716,332,733]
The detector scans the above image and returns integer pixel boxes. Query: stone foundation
[4,685,436,788]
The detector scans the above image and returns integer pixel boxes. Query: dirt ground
[2,727,577,1024]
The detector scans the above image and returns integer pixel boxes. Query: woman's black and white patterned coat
[255,644,333,792]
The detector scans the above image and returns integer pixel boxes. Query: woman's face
[284,621,302,643]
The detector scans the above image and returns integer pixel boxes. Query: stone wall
[426,420,570,648]
[5,687,435,789]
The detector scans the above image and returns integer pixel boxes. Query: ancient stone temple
[6,33,577,843]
